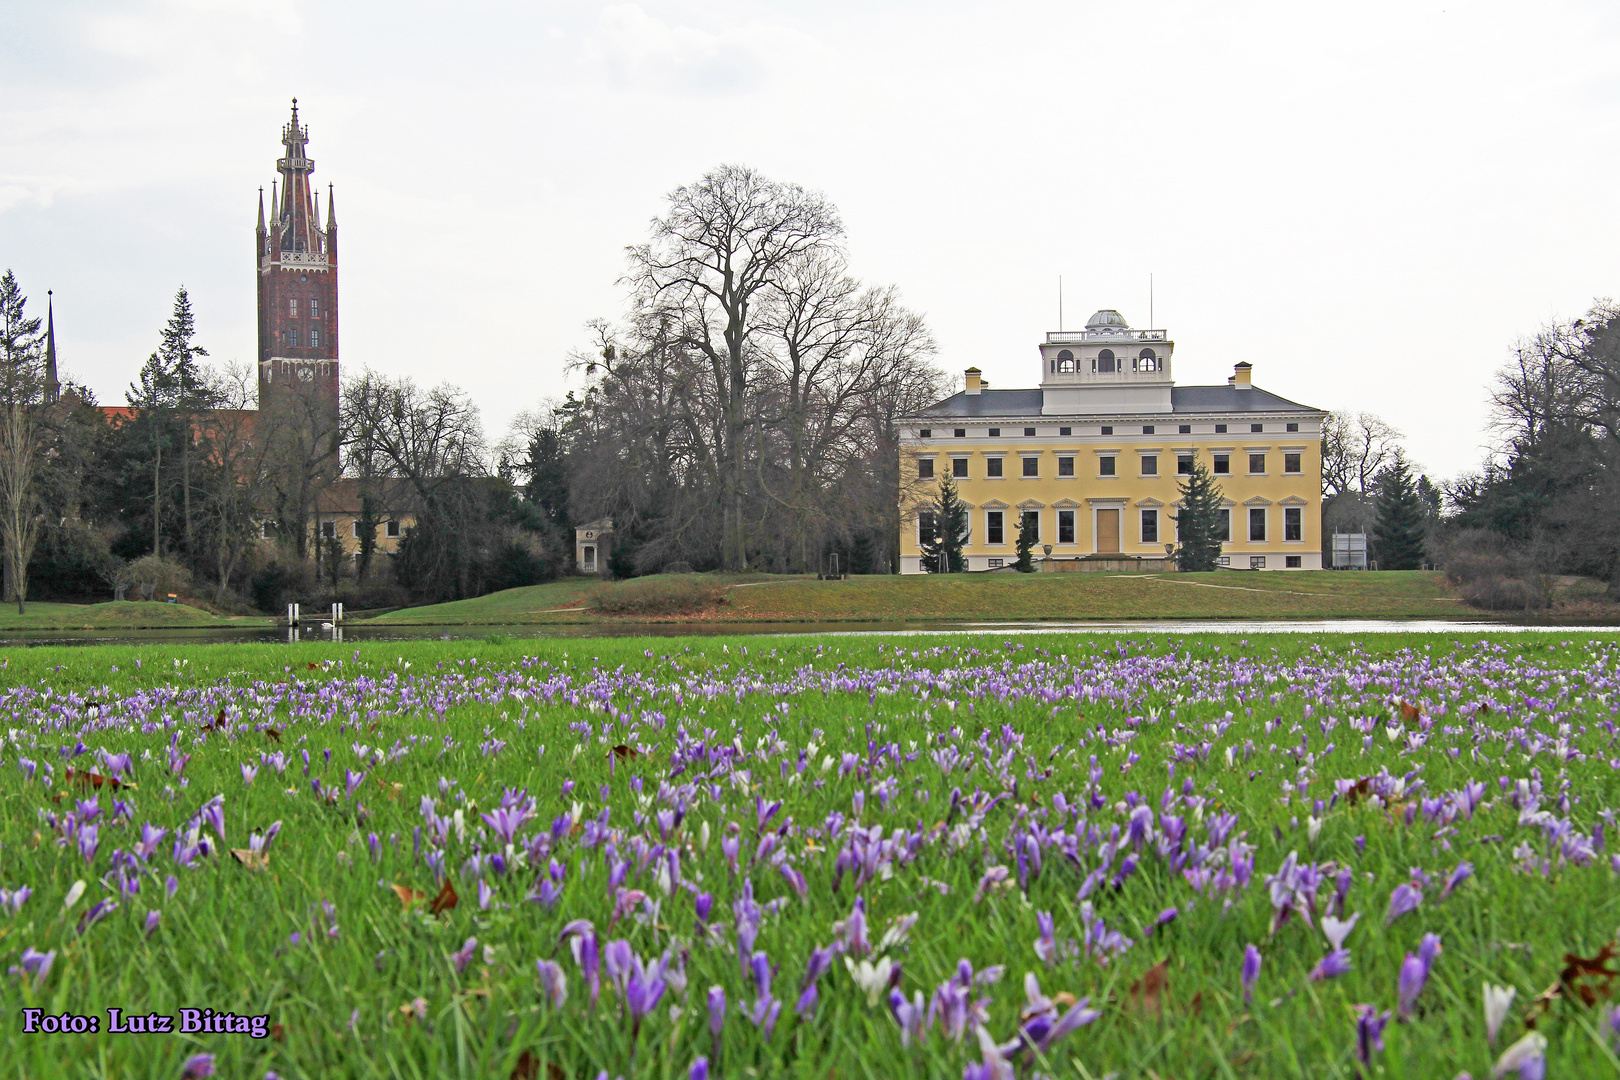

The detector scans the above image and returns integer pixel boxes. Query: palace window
[1142,425,1155,435]
[1284,453,1301,474]
[1099,456,1116,476]
[1286,422,1299,433]
[1249,508,1267,542]
[1138,348,1158,371]
[917,458,934,480]
[951,458,968,479]
[986,457,1003,478]
[320,520,336,539]
[1056,349,1075,373]
[1141,509,1159,543]
[953,428,965,438]
[582,545,597,572]
[917,511,937,544]
[1059,427,1071,436]
[1058,510,1075,544]
[310,298,320,319]
[1141,455,1158,476]
[919,428,931,438]
[1095,349,1116,373]
[1178,454,1194,475]
[1215,423,1227,434]
[987,558,1004,568]
[351,521,364,538]
[1285,506,1303,541]
[1219,555,1231,566]
[310,328,321,348]
[386,520,401,539]
[1022,457,1039,477]
[259,521,276,539]
[285,328,300,347]
[1213,454,1230,474]
[1249,453,1266,474]
[1251,556,1268,569]
[1058,456,1074,477]
[1179,424,1191,434]
[1217,508,1231,542]
[988,428,1000,437]
[288,298,298,317]
[1024,427,1036,437]
[1252,423,1264,433]
[1022,510,1040,541]
[1285,555,1303,568]
[1100,425,1113,436]
[987,511,1004,545]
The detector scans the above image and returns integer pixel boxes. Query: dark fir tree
[1373,452,1428,570]
[918,475,969,573]
[1172,456,1225,572]
[1014,509,1038,572]
[158,288,210,557]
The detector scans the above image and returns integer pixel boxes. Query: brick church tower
[257,100,339,428]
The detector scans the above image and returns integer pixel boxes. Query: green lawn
[370,570,1476,625]
[0,600,251,630]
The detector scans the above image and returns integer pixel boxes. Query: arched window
[1057,349,1075,373]
[1095,349,1116,374]
[1137,348,1157,372]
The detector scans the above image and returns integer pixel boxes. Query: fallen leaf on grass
[264,728,282,743]
[611,744,640,760]
[65,767,124,791]
[391,884,427,908]
[269,1023,285,1042]
[1126,960,1170,1018]
[508,1050,540,1080]
[429,877,459,916]
[1399,701,1423,723]
[1523,983,1561,1028]
[229,848,270,871]
[1560,943,1619,1006]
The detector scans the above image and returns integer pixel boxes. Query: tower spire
[43,291,59,404]
[326,183,336,229]
[257,187,266,234]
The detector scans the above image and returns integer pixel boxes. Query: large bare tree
[0,270,45,612]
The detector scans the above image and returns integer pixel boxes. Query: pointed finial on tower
[257,187,266,234]
[44,290,60,404]
[326,183,336,229]
[291,97,299,124]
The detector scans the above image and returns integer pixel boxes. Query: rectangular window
[918,458,934,480]
[1213,454,1230,474]
[1219,555,1231,566]
[582,545,596,571]
[1215,423,1227,434]
[952,458,968,479]
[259,521,275,539]
[1059,427,1071,436]
[1058,456,1074,477]
[1285,506,1302,541]
[285,328,300,347]
[1177,454,1193,475]
[310,298,320,319]
[1251,423,1264,433]
[1249,508,1267,542]
[1021,510,1039,542]
[1179,424,1191,434]
[1141,509,1159,543]
[1022,457,1039,478]
[351,521,363,539]
[1099,456,1116,476]
[1058,510,1075,544]
[953,428,965,438]
[1141,455,1158,476]
[1251,555,1267,569]
[289,298,298,317]
[1286,422,1299,433]
[918,510,937,544]
[987,511,1004,545]
[320,520,336,539]
[1023,427,1036,437]
[386,519,401,538]
[1285,555,1303,568]
[1142,425,1155,435]
[1100,425,1113,436]
[987,558,1003,569]
[986,457,1003,478]
[1249,453,1266,474]
[1218,508,1231,542]
[1284,453,1301,474]
[919,428,932,438]
[988,428,1000,438]
[310,328,321,348]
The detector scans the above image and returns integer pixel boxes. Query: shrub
[118,555,192,603]
[663,560,695,574]
[589,574,727,616]
[1440,530,1550,611]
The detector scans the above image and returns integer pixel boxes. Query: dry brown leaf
[429,877,459,916]
[264,728,282,743]
[66,767,122,791]
[1400,701,1422,722]
[1560,944,1619,1006]
[545,1061,566,1080]
[391,883,427,908]
[1188,989,1204,1017]
[1052,991,1078,1008]
[1523,982,1562,1028]
[1127,960,1170,1018]
[270,1022,285,1042]
[611,744,640,760]
[508,1050,540,1080]
[229,848,270,871]
[1343,778,1372,806]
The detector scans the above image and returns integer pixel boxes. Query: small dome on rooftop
[1085,309,1129,329]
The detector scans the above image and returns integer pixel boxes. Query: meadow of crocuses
[2,631,1620,1079]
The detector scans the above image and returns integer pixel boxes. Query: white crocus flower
[1322,913,1360,951]
[845,956,895,1007]
[700,820,711,851]
[1482,983,1517,1046]
[62,880,86,911]
[1491,1031,1544,1078]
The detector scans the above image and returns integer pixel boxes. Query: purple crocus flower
[481,805,531,845]
[477,879,494,910]
[1397,952,1430,1017]
[888,988,927,1046]
[1385,883,1423,926]
[144,910,161,938]
[1308,949,1353,981]
[77,898,117,934]
[689,1058,709,1080]
[1034,910,1057,967]
[135,823,168,861]
[536,959,567,1007]
[0,886,32,915]
[8,947,53,989]
[1440,861,1474,900]
[77,823,99,865]
[797,946,834,1017]
[198,796,225,840]
[747,951,782,1042]
[1354,1004,1391,1065]
[1241,944,1262,1005]
[180,1054,215,1079]
[707,983,726,1059]
[450,936,478,975]
[345,769,366,800]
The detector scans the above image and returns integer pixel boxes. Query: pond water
[0,618,1615,648]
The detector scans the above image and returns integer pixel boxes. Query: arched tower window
[1137,348,1157,372]
[1095,349,1116,374]
[1057,349,1075,373]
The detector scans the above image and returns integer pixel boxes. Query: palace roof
[912,384,1320,419]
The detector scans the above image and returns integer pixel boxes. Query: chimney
[1231,362,1253,389]
[964,367,982,395]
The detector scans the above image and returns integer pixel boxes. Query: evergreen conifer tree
[1172,456,1225,572]
[1014,510,1037,572]
[1373,452,1428,570]
[918,475,969,573]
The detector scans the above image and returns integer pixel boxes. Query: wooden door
[1097,509,1120,553]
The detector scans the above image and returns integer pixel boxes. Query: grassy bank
[370,569,1476,626]
[0,600,260,631]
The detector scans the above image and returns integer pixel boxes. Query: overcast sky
[3,0,1618,479]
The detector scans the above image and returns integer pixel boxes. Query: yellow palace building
[898,309,1325,573]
